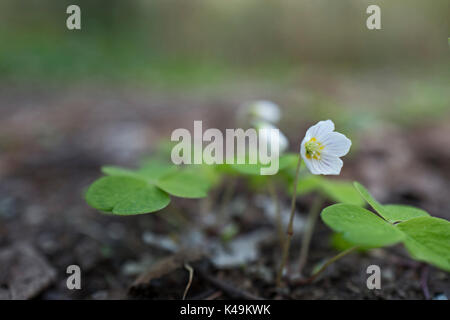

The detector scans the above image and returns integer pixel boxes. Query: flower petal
[317,154,343,175]
[305,120,335,140]
[249,100,281,123]
[301,151,343,175]
[322,132,351,157]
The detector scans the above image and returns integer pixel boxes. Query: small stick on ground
[197,268,263,300]
[182,263,194,300]
[205,291,223,300]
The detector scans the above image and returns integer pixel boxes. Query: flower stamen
[305,137,324,160]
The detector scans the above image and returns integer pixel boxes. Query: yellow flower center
[305,137,324,160]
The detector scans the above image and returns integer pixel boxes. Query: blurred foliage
[0,0,448,130]
[0,0,449,87]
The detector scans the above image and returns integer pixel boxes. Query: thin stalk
[297,194,324,276]
[276,154,302,287]
[267,180,283,247]
[303,246,358,284]
[182,263,194,300]
[219,178,236,223]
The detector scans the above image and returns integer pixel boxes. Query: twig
[197,268,263,300]
[205,291,223,300]
[297,195,324,276]
[182,263,194,300]
[276,154,302,287]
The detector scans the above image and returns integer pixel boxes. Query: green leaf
[278,153,299,171]
[353,182,387,217]
[156,170,210,198]
[330,232,370,252]
[397,217,450,272]
[231,153,299,176]
[320,180,366,206]
[102,166,142,179]
[383,205,430,223]
[85,176,170,215]
[138,160,177,180]
[295,174,323,195]
[321,204,404,247]
[231,162,263,175]
[354,182,430,223]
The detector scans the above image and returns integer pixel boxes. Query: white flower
[254,121,289,154]
[300,120,351,175]
[245,100,281,123]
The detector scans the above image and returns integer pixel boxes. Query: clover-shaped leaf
[86,176,170,215]
[231,152,299,176]
[321,204,404,247]
[354,182,429,223]
[86,160,212,215]
[383,205,430,223]
[322,182,450,272]
[320,180,365,206]
[292,175,364,206]
[155,169,210,198]
[397,217,450,272]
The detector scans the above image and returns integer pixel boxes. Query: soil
[0,86,449,300]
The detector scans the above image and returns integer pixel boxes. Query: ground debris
[210,230,272,268]
[128,250,207,299]
[0,242,56,299]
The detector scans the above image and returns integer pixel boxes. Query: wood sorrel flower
[300,120,351,175]
[245,100,281,123]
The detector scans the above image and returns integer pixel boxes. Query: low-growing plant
[85,159,216,215]
[276,119,352,286]
[320,182,450,272]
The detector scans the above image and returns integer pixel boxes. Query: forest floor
[0,83,449,300]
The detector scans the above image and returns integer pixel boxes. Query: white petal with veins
[305,120,335,141]
[300,120,351,175]
[321,132,352,157]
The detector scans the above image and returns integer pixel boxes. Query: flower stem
[297,194,324,276]
[267,180,283,247]
[306,246,358,283]
[276,154,302,287]
[219,178,236,223]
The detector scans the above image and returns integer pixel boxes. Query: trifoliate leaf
[382,205,430,223]
[397,217,450,272]
[138,159,177,180]
[354,182,430,223]
[353,182,387,217]
[156,170,210,198]
[321,204,404,247]
[85,176,170,215]
[330,232,371,252]
[320,180,366,206]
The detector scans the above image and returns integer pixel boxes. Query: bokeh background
[0,0,449,299]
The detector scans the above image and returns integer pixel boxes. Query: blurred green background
[0,0,449,125]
